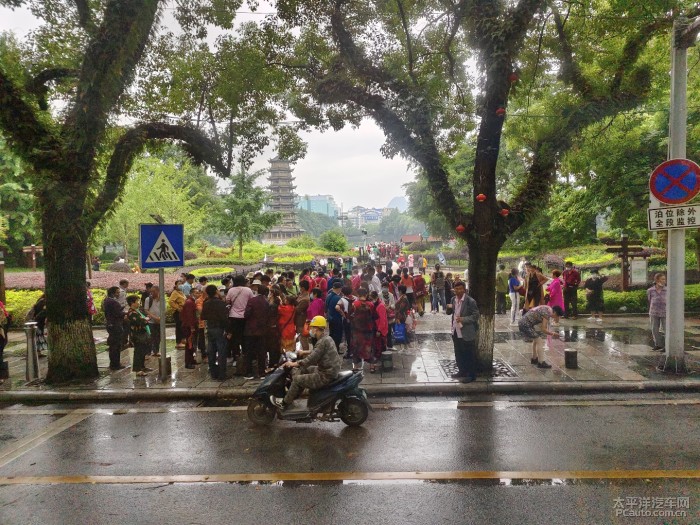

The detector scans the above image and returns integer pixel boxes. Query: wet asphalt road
[0,393,698,525]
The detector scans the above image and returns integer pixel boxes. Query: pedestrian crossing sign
[139,224,184,269]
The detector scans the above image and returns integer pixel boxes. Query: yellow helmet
[309,315,327,329]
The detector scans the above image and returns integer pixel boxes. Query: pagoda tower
[263,158,304,244]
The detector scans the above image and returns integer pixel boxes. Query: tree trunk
[467,236,501,372]
[42,194,98,383]
[239,237,243,259]
[694,229,700,271]
[466,56,511,373]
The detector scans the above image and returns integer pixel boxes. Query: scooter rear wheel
[247,399,276,425]
[339,397,369,426]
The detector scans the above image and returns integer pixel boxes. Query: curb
[1,380,700,403]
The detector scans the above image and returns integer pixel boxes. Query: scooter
[247,352,371,427]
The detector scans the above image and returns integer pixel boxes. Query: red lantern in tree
[500,208,510,217]
[496,107,506,117]
[476,193,487,202]
[508,72,519,83]
[455,224,466,234]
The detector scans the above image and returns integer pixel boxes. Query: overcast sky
[0,3,416,210]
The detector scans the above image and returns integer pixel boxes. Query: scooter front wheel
[338,397,369,427]
[247,399,276,425]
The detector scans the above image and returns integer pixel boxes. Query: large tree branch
[0,66,62,170]
[26,67,79,110]
[327,0,466,226]
[330,0,411,97]
[443,1,470,107]
[84,122,227,231]
[315,76,466,227]
[395,0,417,85]
[508,92,646,231]
[503,0,545,51]
[74,0,97,35]
[551,4,593,96]
[610,18,670,95]
[63,0,161,181]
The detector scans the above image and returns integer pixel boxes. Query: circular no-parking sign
[649,159,700,204]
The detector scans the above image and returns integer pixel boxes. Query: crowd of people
[103,258,444,380]
[500,258,668,368]
[0,251,670,386]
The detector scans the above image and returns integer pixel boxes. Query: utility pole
[663,16,700,373]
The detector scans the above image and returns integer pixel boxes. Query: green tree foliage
[376,209,425,242]
[319,228,348,252]
[0,136,39,262]
[286,234,316,249]
[95,155,209,259]
[210,170,281,258]
[297,208,338,238]
[128,9,307,171]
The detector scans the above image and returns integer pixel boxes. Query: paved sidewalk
[1,313,699,400]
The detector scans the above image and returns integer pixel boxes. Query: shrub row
[505,284,700,313]
[7,283,699,329]
[4,289,176,327]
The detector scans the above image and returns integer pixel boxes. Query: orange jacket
[278,304,296,340]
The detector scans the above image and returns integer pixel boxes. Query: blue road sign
[139,224,184,269]
[649,159,700,205]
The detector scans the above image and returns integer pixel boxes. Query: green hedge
[5,289,176,327]
[505,284,700,314]
[190,267,233,277]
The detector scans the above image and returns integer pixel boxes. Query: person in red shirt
[562,261,581,319]
[369,290,388,373]
[278,295,297,354]
[350,288,376,371]
[413,272,427,316]
[313,270,328,299]
[180,289,200,369]
[351,268,362,293]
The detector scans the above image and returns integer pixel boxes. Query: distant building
[346,206,384,228]
[297,194,339,219]
[401,234,443,246]
[263,158,304,245]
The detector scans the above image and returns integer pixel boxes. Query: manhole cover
[438,359,517,378]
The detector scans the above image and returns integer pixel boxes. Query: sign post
[140,224,184,382]
[22,245,43,271]
[651,16,700,372]
[604,236,644,291]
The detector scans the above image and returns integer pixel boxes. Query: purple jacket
[244,295,269,336]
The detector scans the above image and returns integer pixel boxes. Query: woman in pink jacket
[307,288,325,320]
[546,270,565,326]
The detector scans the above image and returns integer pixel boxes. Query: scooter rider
[274,316,342,411]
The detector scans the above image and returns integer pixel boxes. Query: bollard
[24,321,39,381]
[564,348,578,369]
[159,356,172,379]
[381,351,394,372]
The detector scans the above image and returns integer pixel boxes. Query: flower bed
[5,271,182,292]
